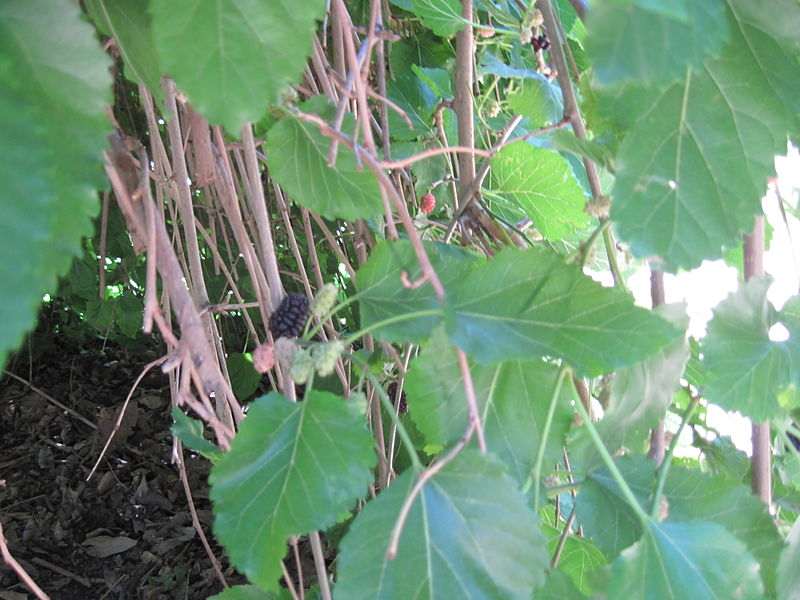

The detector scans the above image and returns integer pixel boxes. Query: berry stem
[571,380,651,525]
[359,364,423,472]
[529,363,570,514]
[649,396,699,519]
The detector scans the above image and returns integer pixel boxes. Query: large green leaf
[488,142,588,241]
[608,520,764,599]
[409,0,465,37]
[537,570,586,600]
[569,304,689,470]
[387,74,438,140]
[665,466,783,595]
[355,240,480,343]
[266,96,383,221]
[507,76,564,126]
[85,0,162,100]
[778,516,800,600]
[209,392,375,590]
[209,586,289,600]
[335,450,549,599]
[609,0,800,271]
[404,328,575,482]
[151,0,325,131]
[702,279,800,423]
[541,518,606,594]
[445,247,681,375]
[574,456,653,558]
[0,0,111,367]
[586,0,729,85]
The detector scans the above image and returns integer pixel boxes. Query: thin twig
[3,371,96,430]
[308,531,332,600]
[0,520,51,600]
[456,349,486,453]
[86,356,168,481]
[378,146,493,170]
[550,507,577,568]
[174,440,228,588]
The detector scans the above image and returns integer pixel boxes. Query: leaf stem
[571,218,611,268]
[344,309,442,345]
[649,396,700,519]
[530,364,570,513]
[361,367,423,471]
[571,385,650,524]
[602,226,624,287]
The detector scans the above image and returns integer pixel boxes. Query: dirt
[0,333,247,599]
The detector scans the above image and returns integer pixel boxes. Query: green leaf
[607,520,764,600]
[702,279,800,422]
[446,247,681,375]
[508,76,564,126]
[266,96,383,221]
[335,450,549,599]
[478,51,539,79]
[570,304,689,470]
[409,0,465,37]
[665,466,783,595]
[778,515,800,600]
[411,65,454,100]
[586,0,729,85]
[575,456,653,558]
[390,32,454,73]
[0,0,111,366]
[151,0,325,132]
[541,520,606,594]
[171,406,222,462]
[227,352,261,400]
[405,328,575,482]
[609,0,800,270]
[210,392,375,590]
[387,74,438,140]
[489,142,588,240]
[209,586,290,600]
[537,570,587,599]
[85,0,162,100]
[355,240,480,343]
[549,130,616,173]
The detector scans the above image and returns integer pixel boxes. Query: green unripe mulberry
[310,283,338,319]
[313,340,345,377]
[290,348,313,384]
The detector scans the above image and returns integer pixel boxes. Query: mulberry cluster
[387,381,408,414]
[531,33,550,52]
[269,293,309,339]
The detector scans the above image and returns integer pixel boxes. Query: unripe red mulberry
[420,193,436,215]
[252,342,275,373]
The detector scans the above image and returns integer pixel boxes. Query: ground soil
[0,332,247,599]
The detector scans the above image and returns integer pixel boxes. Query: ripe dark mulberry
[387,381,408,414]
[269,293,310,339]
[532,34,550,52]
